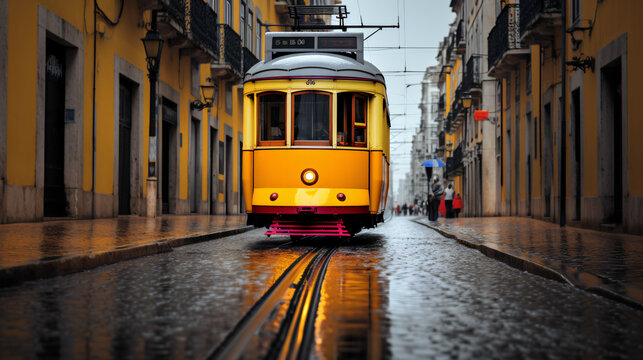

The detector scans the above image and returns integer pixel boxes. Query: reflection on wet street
[1,217,643,358]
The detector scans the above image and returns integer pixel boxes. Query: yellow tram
[242,32,390,236]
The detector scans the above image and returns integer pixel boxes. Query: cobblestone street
[1,216,642,359]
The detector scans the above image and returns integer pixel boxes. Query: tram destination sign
[318,37,357,49]
[272,37,314,49]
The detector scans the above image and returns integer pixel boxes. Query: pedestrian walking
[428,176,443,221]
[453,194,462,218]
[444,183,455,218]
[402,203,408,216]
[396,204,401,216]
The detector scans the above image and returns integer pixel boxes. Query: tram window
[258,93,286,146]
[337,92,367,147]
[293,92,331,145]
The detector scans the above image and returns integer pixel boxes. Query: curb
[412,219,643,310]
[0,225,255,288]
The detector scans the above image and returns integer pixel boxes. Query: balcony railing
[189,0,219,58]
[455,19,466,54]
[242,46,259,74]
[211,24,242,79]
[445,112,455,134]
[520,0,562,36]
[463,55,481,92]
[167,0,185,28]
[488,4,524,71]
[139,0,219,61]
[446,143,463,178]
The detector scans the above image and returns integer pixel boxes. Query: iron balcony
[211,24,243,81]
[446,143,464,178]
[520,0,562,44]
[242,46,259,75]
[138,0,219,63]
[463,55,482,96]
[488,4,529,78]
[455,19,466,55]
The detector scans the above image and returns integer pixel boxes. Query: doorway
[525,112,532,216]
[543,103,553,218]
[189,117,201,213]
[505,127,512,215]
[44,38,68,217]
[118,77,134,215]
[225,135,233,214]
[209,127,218,214]
[514,113,520,215]
[571,88,582,221]
[161,99,178,214]
[600,59,623,224]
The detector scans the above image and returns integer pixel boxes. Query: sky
[331,0,454,195]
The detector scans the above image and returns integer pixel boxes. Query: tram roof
[243,53,386,85]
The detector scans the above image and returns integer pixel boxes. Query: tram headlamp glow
[270,193,278,201]
[301,168,319,186]
[337,193,346,201]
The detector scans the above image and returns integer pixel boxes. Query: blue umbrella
[421,158,446,167]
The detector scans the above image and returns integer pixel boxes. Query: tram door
[44,39,67,217]
[118,78,133,215]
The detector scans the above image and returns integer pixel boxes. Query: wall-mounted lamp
[566,55,595,73]
[191,80,216,111]
[566,19,593,46]
[459,94,472,109]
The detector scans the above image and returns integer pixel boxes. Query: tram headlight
[270,193,278,201]
[337,193,346,201]
[301,168,319,186]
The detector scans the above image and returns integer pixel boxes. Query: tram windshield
[293,92,331,145]
[258,93,286,145]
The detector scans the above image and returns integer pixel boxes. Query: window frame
[239,1,246,44]
[291,91,333,147]
[352,94,368,147]
[256,92,287,147]
[247,9,253,50]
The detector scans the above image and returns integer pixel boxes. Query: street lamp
[191,81,216,111]
[460,94,472,109]
[142,11,164,217]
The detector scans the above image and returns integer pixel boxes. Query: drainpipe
[559,0,567,226]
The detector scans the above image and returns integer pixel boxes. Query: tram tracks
[208,242,341,360]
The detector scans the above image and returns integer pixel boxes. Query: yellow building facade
[490,0,643,233]
[0,0,299,223]
[436,0,642,234]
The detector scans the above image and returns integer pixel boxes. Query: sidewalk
[414,216,643,309]
[0,215,252,287]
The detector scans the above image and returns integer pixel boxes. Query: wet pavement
[1,216,642,358]
[416,216,643,307]
[0,215,249,285]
